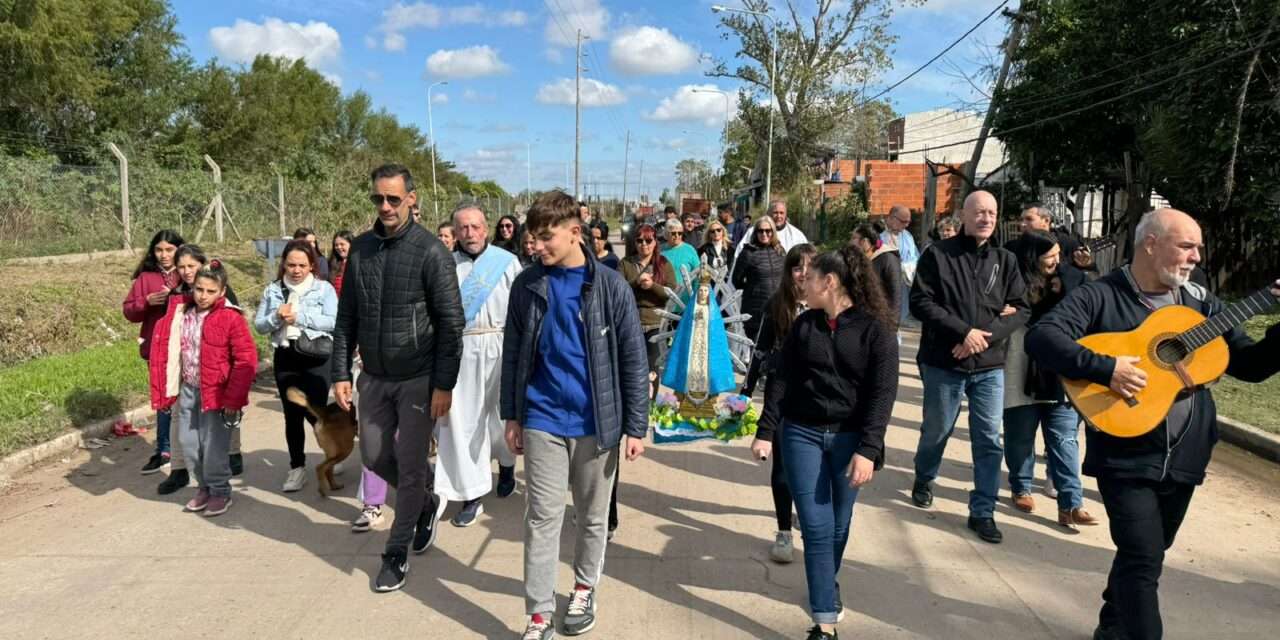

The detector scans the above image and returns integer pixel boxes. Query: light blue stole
[459,246,516,326]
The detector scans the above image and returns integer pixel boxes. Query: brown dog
[284,387,357,497]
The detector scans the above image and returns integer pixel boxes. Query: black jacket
[732,243,785,328]
[1021,264,1089,401]
[500,245,649,450]
[910,234,1030,371]
[759,308,899,467]
[1025,267,1280,485]
[331,219,464,387]
[698,242,735,276]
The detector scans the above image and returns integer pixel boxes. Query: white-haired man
[434,204,523,528]
[1027,208,1280,640]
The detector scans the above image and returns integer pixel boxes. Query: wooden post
[967,14,1023,190]
[276,170,287,238]
[204,155,224,243]
[108,143,131,250]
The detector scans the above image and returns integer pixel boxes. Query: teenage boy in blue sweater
[501,190,649,639]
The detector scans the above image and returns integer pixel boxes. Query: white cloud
[431,92,448,104]
[544,47,564,63]
[374,3,530,51]
[209,18,342,67]
[426,46,510,79]
[610,26,697,75]
[536,78,627,107]
[544,0,609,47]
[323,72,343,88]
[646,84,735,126]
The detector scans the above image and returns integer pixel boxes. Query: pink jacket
[123,270,179,360]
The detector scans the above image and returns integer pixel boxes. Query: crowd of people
[120,164,1280,640]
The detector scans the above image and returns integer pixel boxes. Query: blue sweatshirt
[524,265,595,438]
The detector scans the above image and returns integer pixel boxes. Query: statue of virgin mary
[660,270,736,417]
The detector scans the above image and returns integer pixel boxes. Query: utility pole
[621,129,630,218]
[967,9,1023,190]
[638,159,645,205]
[574,29,586,202]
[428,80,448,218]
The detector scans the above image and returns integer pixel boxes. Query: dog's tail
[284,387,321,421]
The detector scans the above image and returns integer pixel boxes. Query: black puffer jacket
[500,245,649,450]
[732,242,784,338]
[331,219,464,387]
[1026,267,1280,485]
[909,234,1030,372]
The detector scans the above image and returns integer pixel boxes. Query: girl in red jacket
[123,230,184,475]
[149,260,258,517]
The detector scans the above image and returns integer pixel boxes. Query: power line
[863,0,1008,105]
[888,35,1279,159]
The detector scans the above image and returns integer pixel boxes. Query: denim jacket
[253,279,339,344]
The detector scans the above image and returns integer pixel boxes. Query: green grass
[1214,312,1280,434]
[0,341,149,457]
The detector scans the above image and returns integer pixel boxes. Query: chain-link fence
[0,154,513,260]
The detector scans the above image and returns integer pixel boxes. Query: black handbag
[294,332,332,359]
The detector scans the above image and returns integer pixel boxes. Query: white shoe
[283,467,307,492]
[333,461,345,476]
[1043,474,1058,499]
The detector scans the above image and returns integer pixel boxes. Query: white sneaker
[333,461,345,476]
[351,505,383,532]
[1043,474,1058,499]
[283,467,307,492]
[769,530,794,564]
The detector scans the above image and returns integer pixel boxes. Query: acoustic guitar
[1062,286,1278,437]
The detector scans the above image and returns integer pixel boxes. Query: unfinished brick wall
[864,161,925,215]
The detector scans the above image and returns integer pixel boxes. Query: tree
[710,0,910,192]
[675,158,715,193]
[992,0,1280,290]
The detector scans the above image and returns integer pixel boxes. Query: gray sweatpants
[176,383,233,497]
[357,372,435,555]
[523,430,618,615]
[169,417,239,471]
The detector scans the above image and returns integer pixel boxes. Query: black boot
[229,453,244,477]
[496,464,516,498]
[911,479,933,508]
[157,468,190,495]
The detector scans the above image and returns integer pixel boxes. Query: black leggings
[771,429,793,531]
[273,346,331,469]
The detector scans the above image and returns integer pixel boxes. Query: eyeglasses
[669,231,683,237]
[756,229,775,236]
[636,238,655,245]
[369,194,404,207]
[499,223,514,229]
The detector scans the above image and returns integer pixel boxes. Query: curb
[0,359,276,482]
[0,403,156,481]
[1218,416,1280,464]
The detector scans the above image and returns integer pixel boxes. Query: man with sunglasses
[331,164,464,593]
[734,200,808,262]
[661,218,701,288]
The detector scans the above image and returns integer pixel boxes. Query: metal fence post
[107,143,131,250]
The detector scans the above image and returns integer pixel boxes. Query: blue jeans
[1003,403,1084,511]
[782,422,862,625]
[913,364,1004,518]
[154,409,171,456]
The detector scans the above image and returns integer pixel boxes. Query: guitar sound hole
[1155,338,1190,366]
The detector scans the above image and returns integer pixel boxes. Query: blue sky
[174,0,1009,199]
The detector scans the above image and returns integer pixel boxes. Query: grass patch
[0,341,148,457]
[1214,312,1280,434]
[0,242,274,457]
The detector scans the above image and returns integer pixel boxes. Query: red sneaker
[203,495,233,517]
[185,488,210,512]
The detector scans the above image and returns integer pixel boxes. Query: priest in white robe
[434,205,522,527]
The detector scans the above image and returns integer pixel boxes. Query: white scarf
[281,273,314,344]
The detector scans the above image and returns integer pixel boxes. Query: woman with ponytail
[754,245,899,640]
[852,223,902,331]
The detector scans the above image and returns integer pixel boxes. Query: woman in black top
[756,245,899,640]
[732,217,785,343]
[852,223,903,331]
[494,215,520,253]
[743,242,815,566]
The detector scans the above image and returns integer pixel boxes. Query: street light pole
[712,5,777,203]
[691,87,731,177]
[427,80,448,219]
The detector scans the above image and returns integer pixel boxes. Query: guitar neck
[1181,288,1279,350]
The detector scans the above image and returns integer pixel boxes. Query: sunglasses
[636,238,655,245]
[369,194,404,207]
[710,228,724,234]
[499,223,514,229]
[757,229,775,235]
[669,231,683,236]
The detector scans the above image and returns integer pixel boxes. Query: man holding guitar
[1026,208,1280,640]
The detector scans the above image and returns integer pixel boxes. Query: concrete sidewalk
[1,335,1277,639]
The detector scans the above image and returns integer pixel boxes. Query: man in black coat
[331,164,464,593]
[1026,208,1280,640]
[908,190,1030,544]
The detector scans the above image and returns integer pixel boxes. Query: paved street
[1,333,1277,639]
